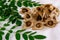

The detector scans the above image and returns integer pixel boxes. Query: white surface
[0,0,60,40]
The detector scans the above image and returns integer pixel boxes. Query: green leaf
[17,15,23,19]
[11,26,17,29]
[32,1,41,6]
[0,18,5,21]
[22,33,28,40]
[4,23,10,26]
[9,0,15,7]
[0,31,4,35]
[8,30,13,33]
[15,33,20,40]
[23,1,28,7]
[12,6,17,10]
[29,35,34,40]
[34,35,46,39]
[24,31,31,34]
[12,12,19,16]
[0,1,4,6]
[0,35,2,40]
[33,3,37,6]
[12,18,16,24]
[24,0,32,1]
[28,1,33,7]
[22,31,31,40]
[17,1,22,7]
[2,4,9,8]
[2,0,6,3]
[5,33,10,40]
[0,28,6,30]
[8,0,11,2]
[16,29,25,33]
[9,16,15,22]
[29,32,36,36]
[16,20,22,26]
[2,8,11,19]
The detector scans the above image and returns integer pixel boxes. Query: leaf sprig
[15,30,46,40]
[0,0,46,40]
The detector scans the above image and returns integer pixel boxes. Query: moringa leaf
[5,33,10,40]
[0,31,4,35]
[0,31,4,40]
[17,1,22,7]
[0,27,6,30]
[9,0,15,7]
[11,26,17,29]
[2,0,6,3]
[29,35,34,40]
[9,16,15,22]
[0,1,4,6]
[16,29,25,33]
[8,30,13,33]
[22,31,31,40]
[22,33,28,40]
[4,23,10,26]
[24,0,32,1]
[15,33,20,40]
[0,18,5,21]
[28,1,33,7]
[29,32,36,36]
[8,0,11,2]
[12,6,17,10]
[12,18,16,24]
[34,35,46,39]
[0,35,2,40]
[24,31,31,34]
[32,1,41,6]
[17,15,23,19]
[23,1,28,7]
[16,20,22,26]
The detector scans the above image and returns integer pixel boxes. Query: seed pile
[20,4,60,30]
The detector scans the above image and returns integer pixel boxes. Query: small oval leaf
[28,1,33,7]
[0,28,6,30]
[29,35,34,40]
[29,32,36,36]
[12,18,16,24]
[0,35,2,40]
[8,30,13,33]
[4,23,10,26]
[34,35,46,39]
[22,33,28,40]
[17,1,22,7]
[23,1,28,7]
[15,33,20,40]
[0,31,4,35]
[5,33,10,40]
[16,29,25,33]
[24,31,31,34]
[16,20,22,26]
[11,26,17,29]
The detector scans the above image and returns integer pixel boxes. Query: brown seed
[36,23,41,28]
[45,4,51,8]
[26,14,30,19]
[43,17,47,22]
[25,21,31,27]
[36,7,41,11]
[48,21,53,26]
[22,8,28,13]
[53,16,55,19]
[36,15,42,21]
[48,9,52,13]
